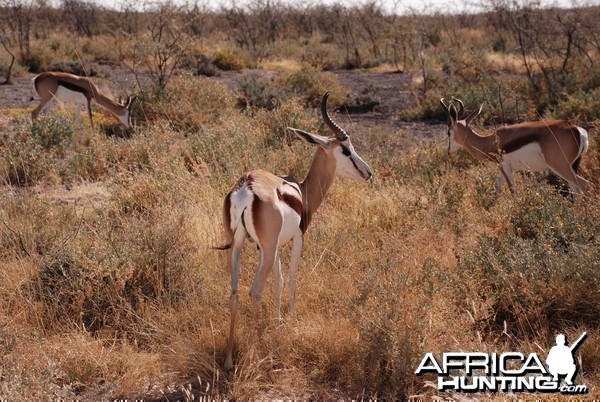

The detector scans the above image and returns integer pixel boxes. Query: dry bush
[132,72,235,131]
[276,65,347,107]
[0,115,73,186]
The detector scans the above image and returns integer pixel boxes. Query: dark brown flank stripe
[277,189,303,217]
[58,79,90,95]
[223,192,232,230]
[503,134,540,154]
[279,177,306,233]
[250,193,262,234]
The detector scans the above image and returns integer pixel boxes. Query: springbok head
[440,97,483,154]
[288,93,372,181]
[119,95,137,128]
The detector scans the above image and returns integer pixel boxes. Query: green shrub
[213,48,248,71]
[178,51,221,77]
[236,72,284,111]
[457,186,600,337]
[80,38,120,65]
[132,73,236,131]
[300,41,344,70]
[278,65,346,107]
[547,88,600,122]
[22,44,56,73]
[254,97,319,148]
[31,114,74,151]
[0,116,73,186]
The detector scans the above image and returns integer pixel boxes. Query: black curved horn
[321,92,346,138]
[452,98,465,119]
[440,98,452,122]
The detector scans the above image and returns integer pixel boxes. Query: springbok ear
[287,127,331,149]
[465,104,483,126]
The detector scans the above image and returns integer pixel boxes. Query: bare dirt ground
[0,68,444,139]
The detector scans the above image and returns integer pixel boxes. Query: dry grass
[0,68,599,401]
[259,59,304,72]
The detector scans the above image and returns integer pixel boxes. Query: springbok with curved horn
[219,93,373,369]
[32,71,135,128]
[440,98,589,199]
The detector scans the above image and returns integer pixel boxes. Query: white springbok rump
[31,71,135,128]
[440,98,589,199]
[218,93,373,370]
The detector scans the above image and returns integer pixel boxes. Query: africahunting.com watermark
[415,332,588,394]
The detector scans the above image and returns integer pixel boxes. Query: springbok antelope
[440,98,589,199]
[219,93,373,369]
[31,71,135,129]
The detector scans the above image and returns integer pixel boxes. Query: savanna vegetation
[0,0,599,400]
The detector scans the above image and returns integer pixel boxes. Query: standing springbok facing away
[31,71,135,129]
[440,98,589,199]
[218,93,373,370]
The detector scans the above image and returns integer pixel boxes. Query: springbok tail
[571,127,589,175]
[227,180,254,234]
[572,156,582,174]
[29,74,40,101]
[213,243,232,251]
[577,127,589,158]
[215,180,253,251]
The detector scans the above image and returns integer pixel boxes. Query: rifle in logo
[546,332,587,386]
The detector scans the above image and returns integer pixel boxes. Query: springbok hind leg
[225,228,246,370]
[249,242,278,340]
[548,165,585,200]
[31,97,52,121]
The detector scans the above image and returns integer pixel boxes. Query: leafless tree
[61,0,100,37]
[132,2,191,90]
[0,0,47,66]
[0,35,16,85]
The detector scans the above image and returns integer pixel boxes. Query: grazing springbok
[218,93,373,369]
[440,98,589,199]
[31,71,135,129]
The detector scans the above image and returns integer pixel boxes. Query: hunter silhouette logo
[415,332,588,394]
[546,332,587,386]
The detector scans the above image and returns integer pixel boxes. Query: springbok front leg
[288,234,303,320]
[499,164,516,193]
